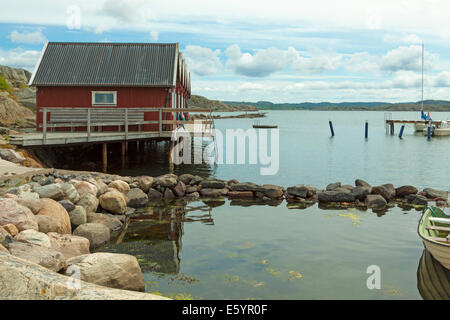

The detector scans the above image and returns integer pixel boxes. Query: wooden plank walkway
[386,120,442,125]
[9,107,215,147]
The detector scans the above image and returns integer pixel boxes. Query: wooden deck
[10,107,215,147]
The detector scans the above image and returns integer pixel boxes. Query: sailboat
[414,44,450,135]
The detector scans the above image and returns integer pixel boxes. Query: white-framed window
[92,91,117,106]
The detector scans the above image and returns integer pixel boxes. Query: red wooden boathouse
[29,42,191,132]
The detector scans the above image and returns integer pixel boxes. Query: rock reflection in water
[417,249,450,300]
[99,203,214,274]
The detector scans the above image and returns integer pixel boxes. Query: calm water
[103,110,450,300]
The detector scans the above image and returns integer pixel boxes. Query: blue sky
[1,0,450,103]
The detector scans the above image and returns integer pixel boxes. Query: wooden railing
[39,107,214,143]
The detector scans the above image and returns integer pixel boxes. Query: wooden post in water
[169,140,174,173]
[390,122,395,135]
[365,121,368,139]
[121,142,126,168]
[427,126,431,140]
[398,125,405,139]
[102,143,107,172]
[329,121,335,137]
[136,141,140,153]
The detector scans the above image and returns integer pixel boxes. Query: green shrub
[0,75,11,92]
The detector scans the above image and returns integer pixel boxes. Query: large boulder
[395,185,418,198]
[15,229,51,248]
[0,252,168,300]
[126,188,149,208]
[318,191,355,203]
[77,193,99,213]
[99,190,127,214]
[58,200,75,213]
[2,224,19,236]
[355,179,371,188]
[227,191,254,199]
[178,174,195,185]
[74,181,98,198]
[59,182,80,203]
[371,185,395,201]
[47,232,90,259]
[422,188,448,201]
[326,182,341,191]
[365,194,387,209]
[68,205,87,229]
[137,176,154,193]
[86,213,123,232]
[147,188,163,200]
[200,179,226,189]
[15,198,42,214]
[287,185,317,198]
[350,186,371,201]
[0,149,25,164]
[200,188,228,198]
[230,182,262,192]
[154,175,178,188]
[406,194,428,206]
[33,184,64,200]
[0,199,38,232]
[35,215,61,234]
[163,188,175,200]
[108,180,130,194]
[172,181,186,197]
[259,184,284,199]
[37,198,71,234]
[5,241,66,272]
[63,253,145,292]
[73,223,110,250]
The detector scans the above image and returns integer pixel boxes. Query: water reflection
[417,249,450,300]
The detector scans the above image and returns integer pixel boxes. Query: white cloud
[99,0,148,24]
[381,45,432,72]
[403,34,422,44]
[383,33,422,44]
[8,30,46,45]
[225,45,341,77]
[0,47,41,70]
[184,45,222,76]
[345,52,380,73]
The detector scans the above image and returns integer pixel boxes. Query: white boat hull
[423,128,450,136]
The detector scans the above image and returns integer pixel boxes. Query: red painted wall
[36,86,175,132]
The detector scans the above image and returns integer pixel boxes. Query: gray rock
[5,241,66,272]
[147,188,163,200]
[200,188,228,197]
[64,252,145,292]
[371,185,395,201]
[185,185,199,194]
[68,205,87,229]
[318,191,355,203]
[86,212,123,231]
[0,252,167,300]
[365,194,387,209]
[178,174,195,185]
[189,175,203,185]
[163,188,175,199]
[0,198,38,232]
[15,229,51,248]
[59,182,80,203]
[73,223,110,250]
[350,186,370,201]
[58,200,76,213]
[35,215,61,234]
[326,182,341,191]
[355,179,371,188]
[78,193,99,213]
[127,188,149,208]
[422,188,448,200]
[0,149,25,164]
[154,174,178,188]
[395,185,418,197]
[406,194,428,205]
[137,176,154,193]
[185,192,200,199]
[200,179,226,189]
[33,184,64,200]
[15,197,42,214]
[173,181,186,197]
[259,184,284,199]
[229,182,262,192]
[286,185,317,198]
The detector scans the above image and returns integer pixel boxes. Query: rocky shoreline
[0,168,448,300]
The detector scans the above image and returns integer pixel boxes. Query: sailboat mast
[421,43,424,110]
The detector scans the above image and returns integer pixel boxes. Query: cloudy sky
[1,0,450,103]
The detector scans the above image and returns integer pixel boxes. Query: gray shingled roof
[30,42,178,87]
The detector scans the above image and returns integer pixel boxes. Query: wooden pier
[9,107,215,172]
[385,119,442,135]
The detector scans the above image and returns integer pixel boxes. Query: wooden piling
[102,143,107,172]
[398,125,405,139]
[136,141,140,153]
[329,121,335,137]
[365,121,368,139]
[169,140,174,173]
[390,122,394,135]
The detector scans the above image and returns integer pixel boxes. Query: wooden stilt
[169,140,174,173]
[102,143,107,172]
[136,141,140,153]
[121,142,126,168]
